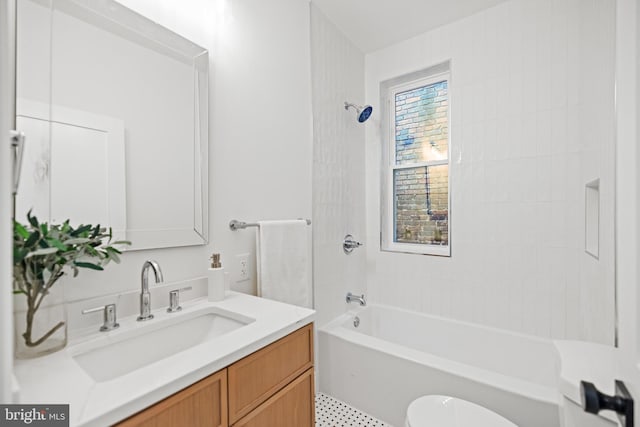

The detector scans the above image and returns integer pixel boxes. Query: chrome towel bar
[229,219,311,231]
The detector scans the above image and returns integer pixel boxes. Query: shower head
[344,102,373,123]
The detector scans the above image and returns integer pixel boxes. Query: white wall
[310,4,366,329]
[208,0,313,295]
[365,0,616,344]
[9,0,313,313]
[615,0,640,416]
[0,0,16,403]
[71,0,312,299]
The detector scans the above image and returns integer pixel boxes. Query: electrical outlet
[236,253,250,282]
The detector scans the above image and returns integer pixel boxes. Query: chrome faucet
[138,260,164,321]
[346,292,366,306]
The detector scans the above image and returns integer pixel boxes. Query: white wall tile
[507,116,525,159]
[550,247,568,338]
[536,110,553,157]
[311,5,366,328]
[364,0,615,344]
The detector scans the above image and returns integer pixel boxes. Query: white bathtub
[318,304,560,427]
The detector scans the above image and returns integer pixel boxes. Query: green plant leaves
[70,224,92,237]
[14,222,29,239]
[25,247,59,258]
[63,237,91,245]
[105,246,121,263]
[48,238,68,252]
[13,213,131,302]
[13,212,131,286]
[27,210,39,228]
[73,261,104,271]
[13,247,28,264]
[24,230,40,247]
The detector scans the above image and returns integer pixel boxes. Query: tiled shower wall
[365,0,616,344]
[310,4,366,329]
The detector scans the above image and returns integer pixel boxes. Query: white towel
[256,220,312,308]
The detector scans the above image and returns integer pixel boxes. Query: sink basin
[71,307,253,382]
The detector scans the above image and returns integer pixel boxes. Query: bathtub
[318,304,560,427]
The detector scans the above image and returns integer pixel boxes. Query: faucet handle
[167,286,192,313]
[343,234,363,254]
[82,303,119,332]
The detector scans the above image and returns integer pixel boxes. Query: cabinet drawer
[116,368,228,427]
[233,368,315,427]
[228,323,313,424]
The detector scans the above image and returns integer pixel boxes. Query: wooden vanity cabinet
[117,369,228,427]
[228,323,314,424]
[232,368,314,427]
[116,323,314,427]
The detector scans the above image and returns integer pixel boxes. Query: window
[381,66,451,256]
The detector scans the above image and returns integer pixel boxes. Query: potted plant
[13,211,129,358]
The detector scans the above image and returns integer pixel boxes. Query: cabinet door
[116,369,228,427]
[228,324,314,424]
[233,368,315,427]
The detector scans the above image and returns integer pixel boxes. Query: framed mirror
[16,0,209,250]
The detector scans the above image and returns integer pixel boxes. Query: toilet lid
[406,395,517,427]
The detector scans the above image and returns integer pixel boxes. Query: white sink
[71,307,254,382]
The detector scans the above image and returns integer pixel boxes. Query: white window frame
[381,69,452,256]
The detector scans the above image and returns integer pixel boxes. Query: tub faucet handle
[343,234,363,254]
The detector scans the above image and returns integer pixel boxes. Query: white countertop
[13,291,315,427]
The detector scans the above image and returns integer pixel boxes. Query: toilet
[405,395,517,427]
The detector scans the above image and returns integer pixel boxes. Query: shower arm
[344,102,356,111]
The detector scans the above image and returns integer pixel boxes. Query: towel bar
[229,219,311,231]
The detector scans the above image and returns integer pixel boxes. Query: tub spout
[346,292,366,306]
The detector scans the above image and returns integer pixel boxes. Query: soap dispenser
[208,253,225,302]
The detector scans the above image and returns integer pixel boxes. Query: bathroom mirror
[15,0,209,250]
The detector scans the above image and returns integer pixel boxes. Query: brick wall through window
[393,80,449,247]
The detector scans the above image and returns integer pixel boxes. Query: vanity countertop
[13,291,315,427]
